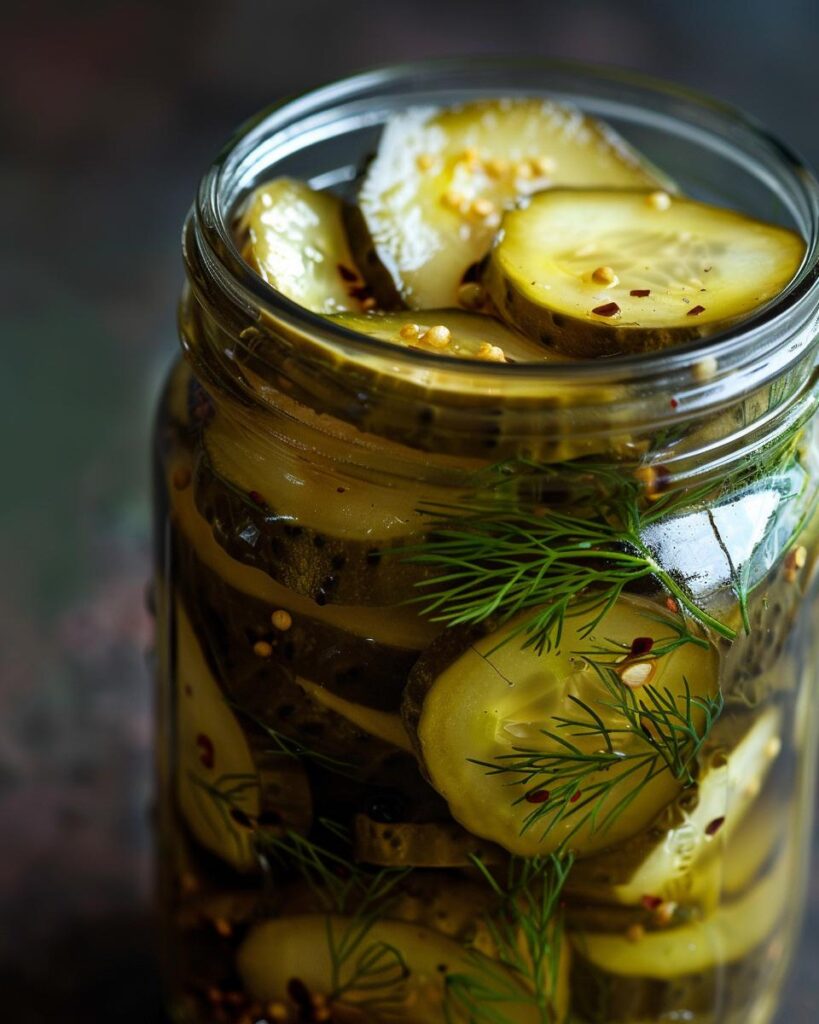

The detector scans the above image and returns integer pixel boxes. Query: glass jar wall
[153,60,819,1024]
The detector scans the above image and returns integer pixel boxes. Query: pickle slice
[360,98,668,308]
[353,814,505,867]
[237,914,556,1023]
[239,177,369,313]
[296,675,413,752]
[403,598,719,857]
[330,309,568,363]
[487,189,805,356]
[175,599,260,871]
[567,707,782,906]
[175,600,312,872]
[194,446,428,606]
[573,844,790,978]
[169,456,440,649]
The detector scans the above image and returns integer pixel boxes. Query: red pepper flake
[591,301,620,317]
[570,791,582,804]
[705,816,726,836]
[630,636,655,658]
[687,304,706,317]
[196,733,215,770]
[669,397,679,410]
[248,489,267,507]
[630,289,651,297]
[641,894,663,911]
[525,789,550,804]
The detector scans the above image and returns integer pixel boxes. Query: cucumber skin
[569,934,782,1023]
[485,255,703,359]
[193,452,429,606]
[174,527,449,824]
[175,529,419,710]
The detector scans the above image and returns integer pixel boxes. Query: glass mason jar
[153,60,819,1024]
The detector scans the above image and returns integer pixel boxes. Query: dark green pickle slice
[175,529,420,712]
[193,450,428,606]
[168,450,440,649]
[353,814,505,868]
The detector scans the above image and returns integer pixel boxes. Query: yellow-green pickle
[153,62,819,1024]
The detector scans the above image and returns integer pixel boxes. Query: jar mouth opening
[196,56,819,391]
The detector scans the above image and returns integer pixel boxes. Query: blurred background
[2,0,818,1020]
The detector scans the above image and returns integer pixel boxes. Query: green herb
[401,441,813,655]
[259,828,412,1012]
[445,853,574,1024]
[401,457,735,654]
[230,702,356,775]
[187,770,259,858]
[473,658,723,849]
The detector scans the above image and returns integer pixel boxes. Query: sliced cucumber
[175,598,260,871]
[237,914,560,1023]
[173,495,425,711]
[295,675,413,752]
[403,597,718,857]
[239,177,369,313]
[570,928,784,1023]
[487,189,805,356]
[174,600,312,872]
[567,707,782,906]
[353,814,504,868]
[194,446,428,605]
[360,98,669,308]
[573,845,790,978]
[330,309,569,363]
[169,457,440,649]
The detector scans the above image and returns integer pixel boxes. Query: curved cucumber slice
[295,675,413,752]
[360,98,668,308]
[175,600,260,871]
[574,846,790,978]
[330,309,568,363]
[238,914,557,1022]
[169,458,440,649]
[353,814,505,867]
[175,600,312,871]
[487,189,805,356]
[568,707,782,906]
[404,598,718,857]
[239,177,368,313]
[618,708,781,903]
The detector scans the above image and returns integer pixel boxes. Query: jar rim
[194,55,819,390]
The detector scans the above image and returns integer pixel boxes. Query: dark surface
[1,1,817,1020]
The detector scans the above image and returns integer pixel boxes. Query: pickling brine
[153,61,819,1024]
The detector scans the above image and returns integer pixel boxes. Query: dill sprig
[475,658,723,849]
[445,853,574,1024]
[187,770,259,859]
[229,701,356,775]
[401,458,736,653]
[258,827,412,1011]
